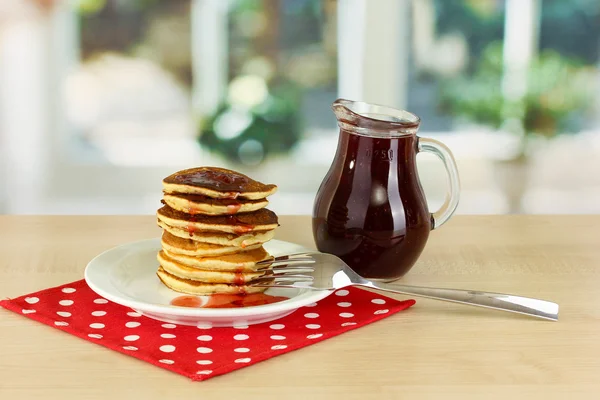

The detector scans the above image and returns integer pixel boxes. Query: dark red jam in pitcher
[313,99,460,281]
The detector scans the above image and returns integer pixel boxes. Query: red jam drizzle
[170,294,288,308]
[224,192,241,199]
[233,272,246,286]
[227,203,242,214]
[170,295,203,308]
[188,200,199,215]
[186,207,199,236]
[229,217,254,233]
[204,293,288,308]
[186,222,197,236]
[234,225,254,234]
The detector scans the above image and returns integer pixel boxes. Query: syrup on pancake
[156,166,282,305]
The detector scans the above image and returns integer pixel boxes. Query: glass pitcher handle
[417,137,461,229]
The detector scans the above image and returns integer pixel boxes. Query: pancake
[159,247,272,272]
[157,266,266,295]
[162,167,277,200]
[157,205,278,234]
[162,193,267,215]
[161,231,261,256]
[158,251,266,282]
[157,219,276,247]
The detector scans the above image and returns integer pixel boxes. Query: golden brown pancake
[157,266,266,295]
[159,247,272,272]
[157,205,278,234]
[156,167,279,296]
[157,219,276,247]
[162,167,277,200]
[158,251,266,282]
[161,231,261,256]
[162,193,267,215]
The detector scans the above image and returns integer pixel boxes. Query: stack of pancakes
[156,167,278,295]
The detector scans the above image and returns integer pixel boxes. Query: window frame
[0,0,543,214]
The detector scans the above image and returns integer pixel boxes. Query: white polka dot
[197,347,213,354]
[196,360,213,365]
[89,323,105,329]
[61,288,76,294]
[371,298,386,305]
[307,333,323,339]
[304,302,318,307]
[56,311,71,318]
[234,358,251,363]
[197,335,212,341]
[54,321,68,326]
[162,323,176,329]
[25,297,39,304]
[123,346,138,351]
[341,322,357,327]
[160,345,176,353]
[21,309,36,314]
[91,311,106,317]
[161,333,176,339]
[125,322,141,328]
[271,345,287,350]
[304,313,319,319]
[124,335,139,342]
[339,312,354,318]
[270,324,285,330]
[335,290,349,296]
[374,309,389,315]
[127,311,141,317]
[234,334,249,341]
[197,322,213,329]
[233,323,249,329]
[159,359,174,365]
[234,348,250,353]
[270,335,286,340]
[337,302,352,307]
[94,298,109,304]
[306,324,321,329]
[59,300,73,306]
[196,370,213,375]
[88,334,103,339]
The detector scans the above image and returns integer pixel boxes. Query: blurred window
[2,0,600,215]
[408,0,600,133]
[60,0,337,167]
[408,0,506,131]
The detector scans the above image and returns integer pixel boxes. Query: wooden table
[0,215,599,399]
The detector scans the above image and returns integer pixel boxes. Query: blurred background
[1,0,599,215]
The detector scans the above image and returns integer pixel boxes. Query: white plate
[84,238,331,327]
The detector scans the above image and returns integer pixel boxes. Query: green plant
[440,41,595,137]
[199,76,303,166]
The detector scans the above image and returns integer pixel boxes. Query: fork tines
[251,253,316,287]
[249,274,314,288]
[250,264,314,287]
[256,252,316,269]
[257,253,316,264]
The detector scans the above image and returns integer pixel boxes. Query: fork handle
[360,282,559,321]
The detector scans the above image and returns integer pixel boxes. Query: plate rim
[84,238,331,317]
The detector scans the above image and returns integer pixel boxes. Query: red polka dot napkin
[0,280,415,381]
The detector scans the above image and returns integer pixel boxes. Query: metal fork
[252,252,559,321]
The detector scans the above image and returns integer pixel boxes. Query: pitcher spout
[332,98,421,137]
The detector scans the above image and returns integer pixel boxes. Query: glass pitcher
[312,99,460,281]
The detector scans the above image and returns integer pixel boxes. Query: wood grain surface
[0,215,599,399]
